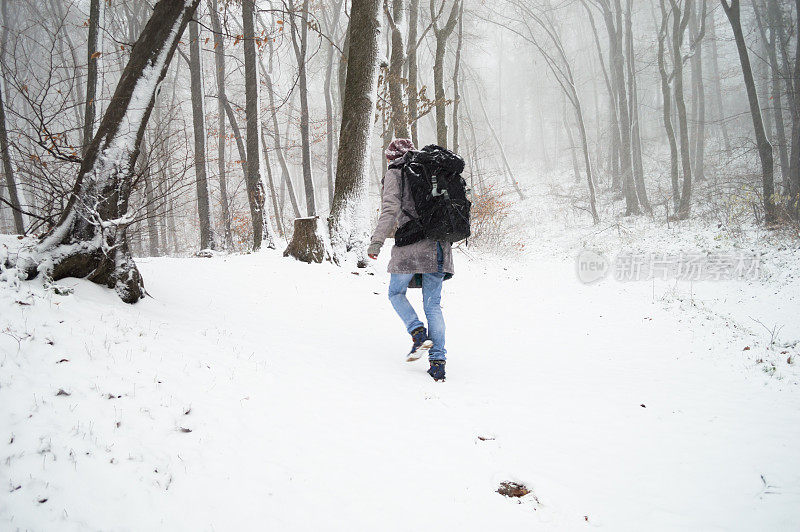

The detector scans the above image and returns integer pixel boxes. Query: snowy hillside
[2,232,800,530]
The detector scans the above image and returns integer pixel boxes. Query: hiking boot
[428,360,446,381]
[407,326,433,362]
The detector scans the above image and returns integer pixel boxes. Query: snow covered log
[14,0,201,303]
[283,217,332,264]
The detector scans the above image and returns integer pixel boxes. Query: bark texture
[327,0,382,265]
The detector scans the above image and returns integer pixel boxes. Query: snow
[2,214,800,529]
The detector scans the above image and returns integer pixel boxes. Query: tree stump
[283,216,331,263]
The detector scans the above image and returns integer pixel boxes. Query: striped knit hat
[385,138,415,161]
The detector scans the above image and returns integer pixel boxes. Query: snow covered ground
[2,203,800,529]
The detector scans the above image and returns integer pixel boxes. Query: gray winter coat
[370,156,454,276]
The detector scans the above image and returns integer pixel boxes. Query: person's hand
[367,242,382,259]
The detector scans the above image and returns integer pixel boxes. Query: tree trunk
[83,0,100,153]
[767,0,789,192]
[338,15,351,113]
[658,0,681,211]
[17,0,201,303]
[0,0,24,234]
[753,0,789,192]
[564,98,581,183]
[284,216,330,262]
[387,0,409,138]
[0,69,23,235]
[323,0,344,209]
[189,19,216,250]
[263,36,302,218]
[140,138,160,257]
[208,0,234,249]
[408,0,420,147]
[626,0,650,212]
[707,9,732,154]
[451,0,464,153]
[575,101,600,224]
[290,0,316,216]
[671,0,693,219]
[242,0,273,250]
[260,128,284,237]
[584,3,619,188]
[603,1,639,214]
[431,0,460,148]
[722,0,775,223]
[689,3,706,182]
[327,0,382,264]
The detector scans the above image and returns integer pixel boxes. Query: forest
[1,0,799,529]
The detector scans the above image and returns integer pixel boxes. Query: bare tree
[668,0,693,219]
[188,18,216,250]
[289,0,316,216]
[452,0,464,153]
[657,0,681,211]
[385,0,409,138]
[597,0,640,214]
[15,0,202,303]
[322,0,345,208]
[706,9,732,155]
[207,0,234,249]
[721,0,775,223]
[243,0,274,250]
[408,0,421,147]
[260,30,302,219]
[0,0,24,233]
[688,1,707,182]
[430,0,460,148]
[625,0,650,212]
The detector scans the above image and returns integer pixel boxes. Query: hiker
[367,138,455,382]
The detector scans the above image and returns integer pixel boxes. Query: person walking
[367,138,454,381]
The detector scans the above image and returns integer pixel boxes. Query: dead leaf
[497,481,530,498]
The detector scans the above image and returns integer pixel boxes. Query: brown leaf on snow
[497,481,530,498]
[743,346,751,351]
[55,389,70,396]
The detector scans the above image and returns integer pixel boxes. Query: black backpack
[391,145,471,247]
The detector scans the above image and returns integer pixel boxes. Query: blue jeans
[387,244,446,361]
